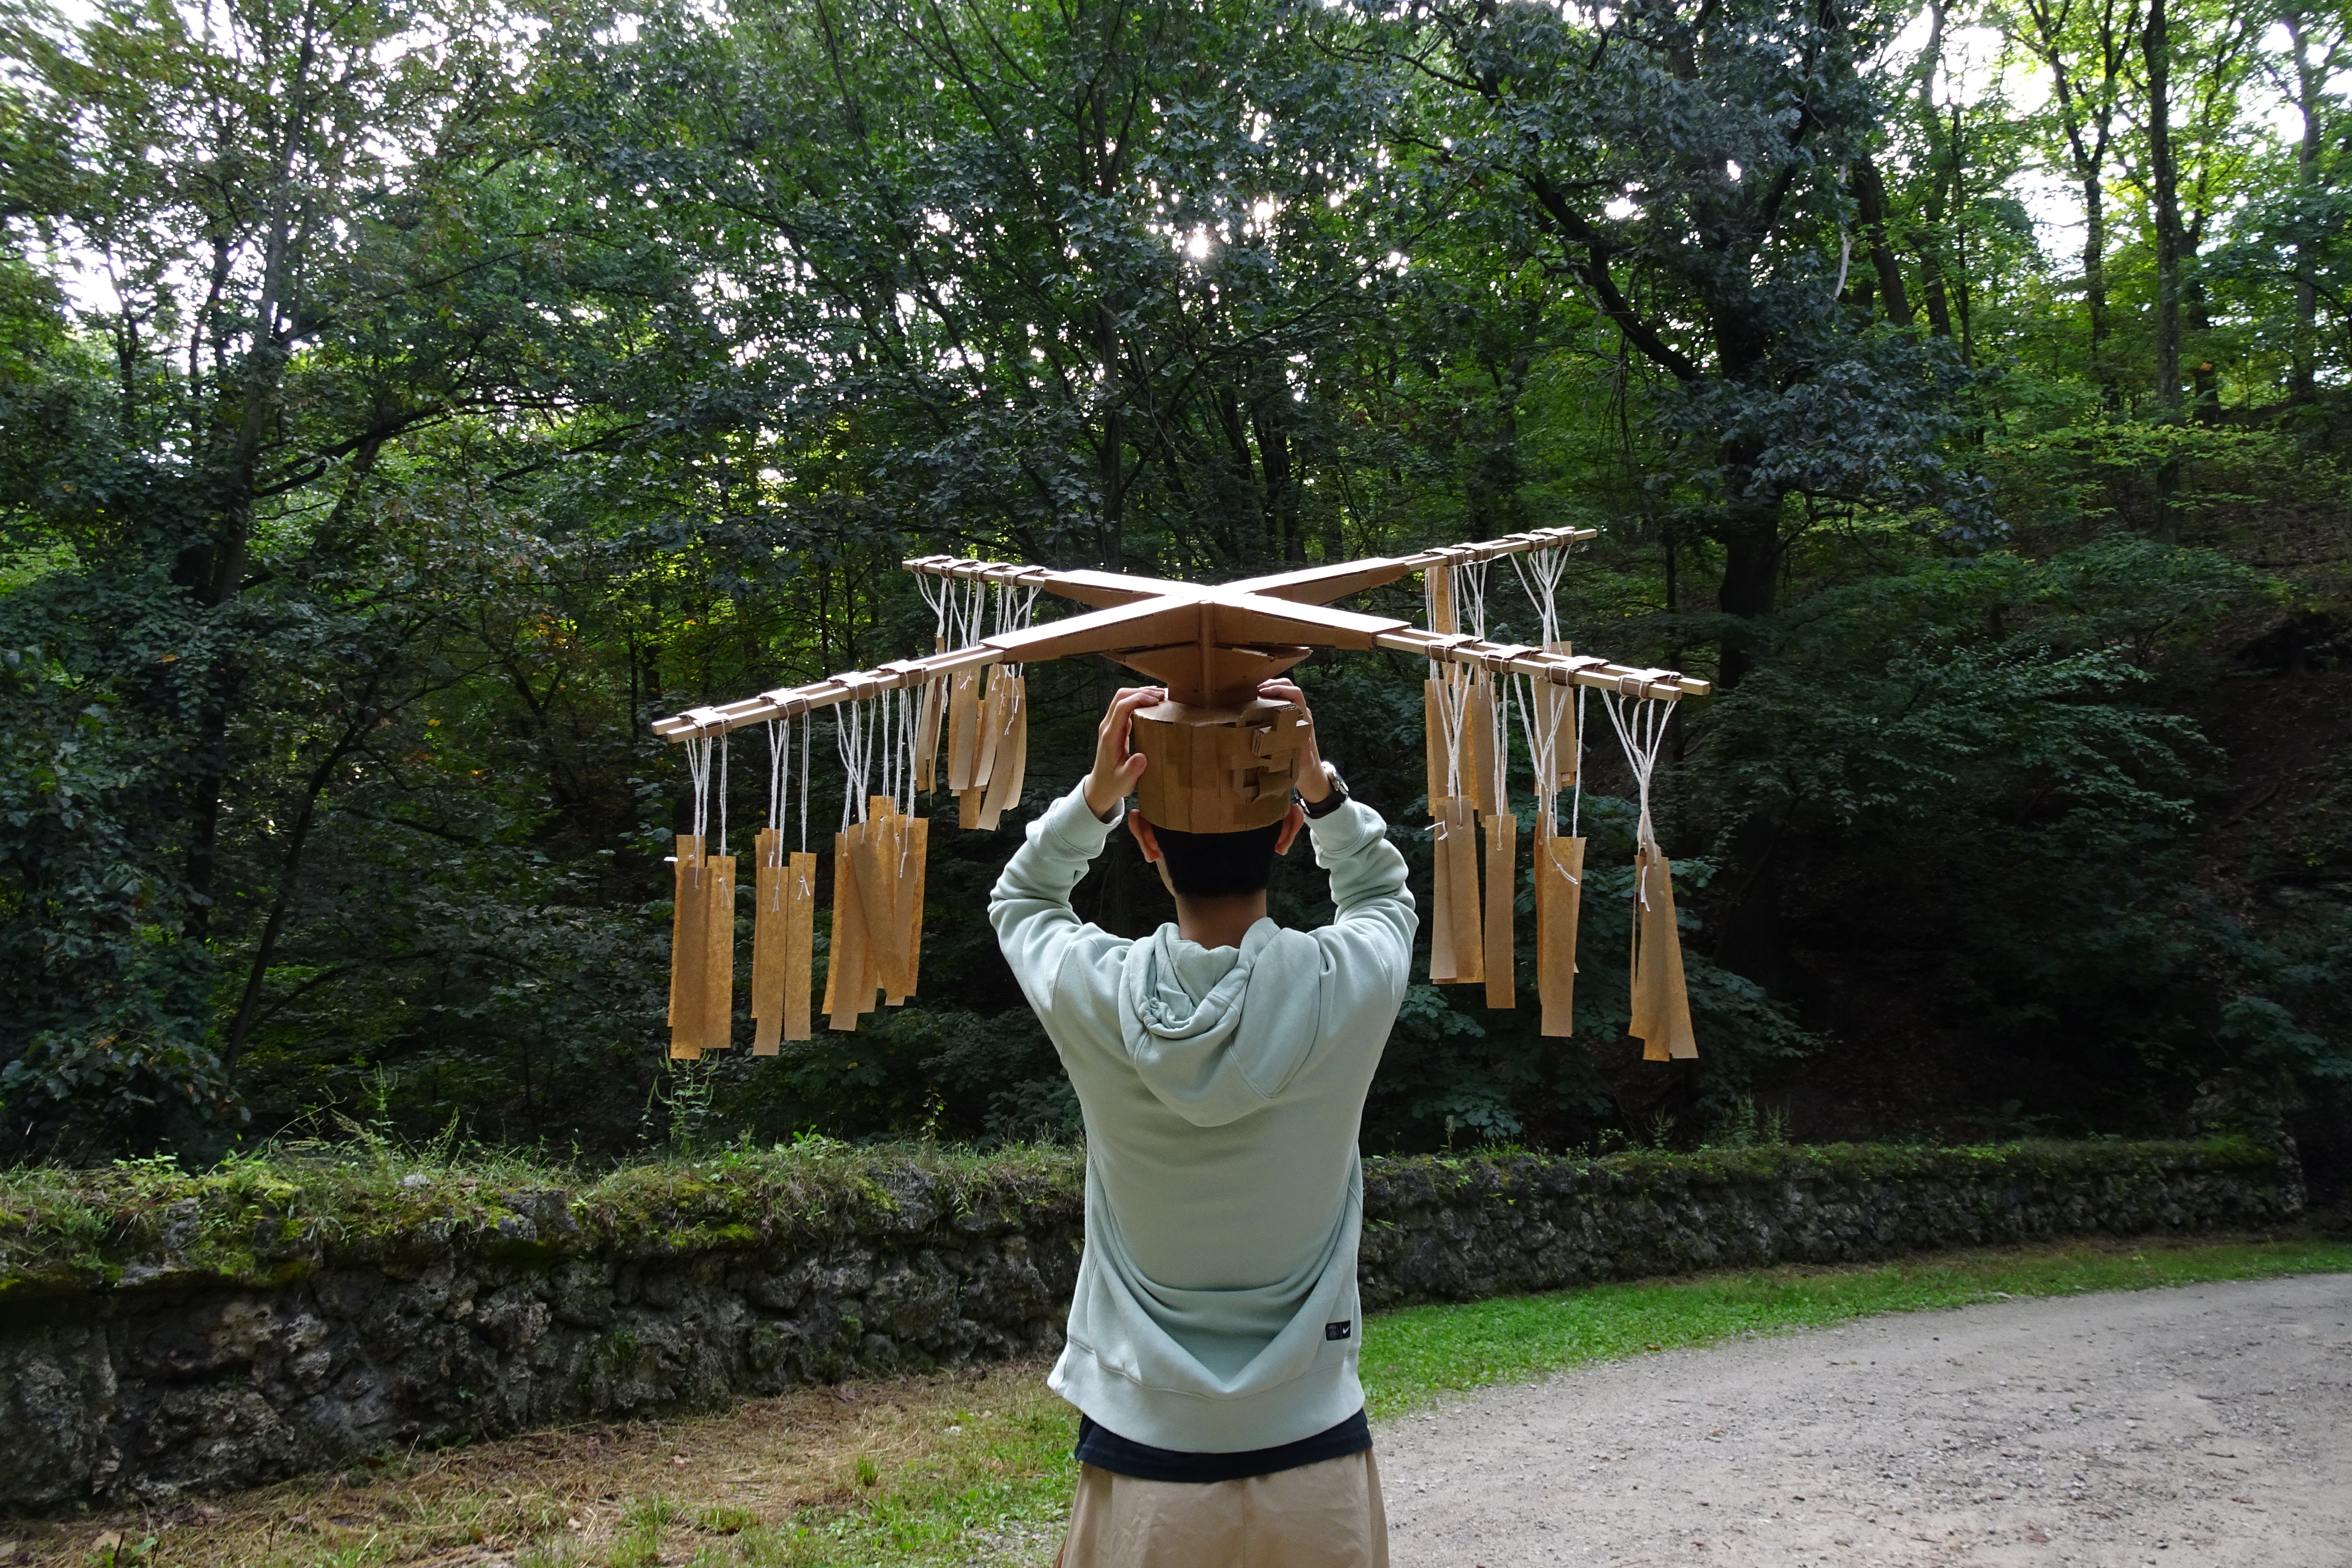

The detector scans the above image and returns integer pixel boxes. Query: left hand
[1256,678,1331,804]
[1084,686,1165,820]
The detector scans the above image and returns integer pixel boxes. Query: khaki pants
[1054,1449,1389,1568]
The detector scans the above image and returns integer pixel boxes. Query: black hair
[1148,819,1284,899]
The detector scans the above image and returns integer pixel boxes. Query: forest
[0,0,2346,1175]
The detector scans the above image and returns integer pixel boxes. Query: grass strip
[34,1232,2349,1568]
[1360,1232,2352,1421]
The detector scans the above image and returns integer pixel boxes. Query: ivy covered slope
[0,1137,2296,1301]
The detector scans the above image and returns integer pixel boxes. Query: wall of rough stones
[0,1139,2300,1508]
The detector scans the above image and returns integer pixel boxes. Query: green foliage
[0,0,2348,1167]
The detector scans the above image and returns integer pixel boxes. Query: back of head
[1148,819,1283,899]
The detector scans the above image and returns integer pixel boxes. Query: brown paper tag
[1483,812,1517,1009]
[976,676,1028,830]
[750,828,786,1055]
[1424,678,1446,819]
[1544,641,1579,789]
[1468,672,1501,819]
[1630,844,1699,1060]
[914,672,946,794]
[1428,563,1457,635]
[972,665,1005,793]
[1437,796,1484,984]
[1537,834,1585,1039]
[1429,800,1460,982]
[784,850,817,1042]
[700,854,736,1052]
[895,815,930,1004]
[946,669,981,793]
[668,834,708,1060]
[825,825,870,1031]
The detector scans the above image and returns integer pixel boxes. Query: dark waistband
[1074,1409,1372,1484]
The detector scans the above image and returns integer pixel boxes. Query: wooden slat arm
[1373,627,1710,700]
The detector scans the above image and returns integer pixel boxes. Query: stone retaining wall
[0,1139,2300,1508]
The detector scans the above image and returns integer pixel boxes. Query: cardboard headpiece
[1131,695,1311,834]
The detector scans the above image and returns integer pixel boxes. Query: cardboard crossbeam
[651,531,1705,740]
[655,523,1710,1058]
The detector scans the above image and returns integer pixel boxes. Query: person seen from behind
[989,679,1417,1568]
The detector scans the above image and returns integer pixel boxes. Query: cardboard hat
[1131,696,1309,834]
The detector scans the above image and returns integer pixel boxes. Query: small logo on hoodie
[1325,1321,1353,1341]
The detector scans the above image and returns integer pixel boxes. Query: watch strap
[1301,764,1349,819]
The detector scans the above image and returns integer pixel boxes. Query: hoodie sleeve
[1304,797,1416,1036]
[988,784,1132,1052]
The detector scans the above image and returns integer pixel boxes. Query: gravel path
[1376,1274,2352,1568]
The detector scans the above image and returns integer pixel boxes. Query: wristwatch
[1300,763,1349,819]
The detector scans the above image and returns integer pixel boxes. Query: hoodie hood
[1118,918,1325,1127]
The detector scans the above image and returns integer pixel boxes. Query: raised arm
[986,686,1164,1046]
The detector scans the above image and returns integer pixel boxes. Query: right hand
[1084,686,1165,820]
[1257,678,1330,803]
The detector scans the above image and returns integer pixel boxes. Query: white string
[763,720,787,901]
[766,719,791,852]
[684,735,713,846]
[1424,568,1470,802]
[1431,670,1469,800]
[716,732,729,855]
[799,710,812,853]
[895,684,917,809]
[1491,663,1510,810]
[917,566,951,647]
[1507,545,1569,649]
[1512,673,1553,824]
[1601,693,1678,900]
[836,701,868,831]
[1571,686,1587,838]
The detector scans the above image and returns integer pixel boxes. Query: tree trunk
[2285,9,2324,404]
[2083,166,2114,403]
[1851,153,1914,326]
[2144,0,2184,414]
[1714,453,1785,689]
[1097,299,1126,568]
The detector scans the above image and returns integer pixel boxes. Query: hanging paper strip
[1467,670,1502,820]
[955,666,992,827]
[892,815,930,1005]
[973,665,1006,785]
[1483,811,1517,1009]
[1431,796,1484,985]
[1428,798,1461,981]
[698,850,737,1052]
[1542,642,1578,790]
[946,668,982,792]
[784,851,816,1041]
[914,674,946,794]
[825,823,877,1030]
[1536,831,1584,1038]
[668,833,710,1060]
[975,674,1027,830]
[1628,843,1699,1061]
[751,828,787,1055]
[1423,678,1447,818]
[853,797,908,1007]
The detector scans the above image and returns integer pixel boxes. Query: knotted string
[1602,693,1677,905]
[1507,543,1569,649]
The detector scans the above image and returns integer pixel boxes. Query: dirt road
[1376,1274,2352,1568]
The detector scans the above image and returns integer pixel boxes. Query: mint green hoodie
[989,784,1416,1452]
